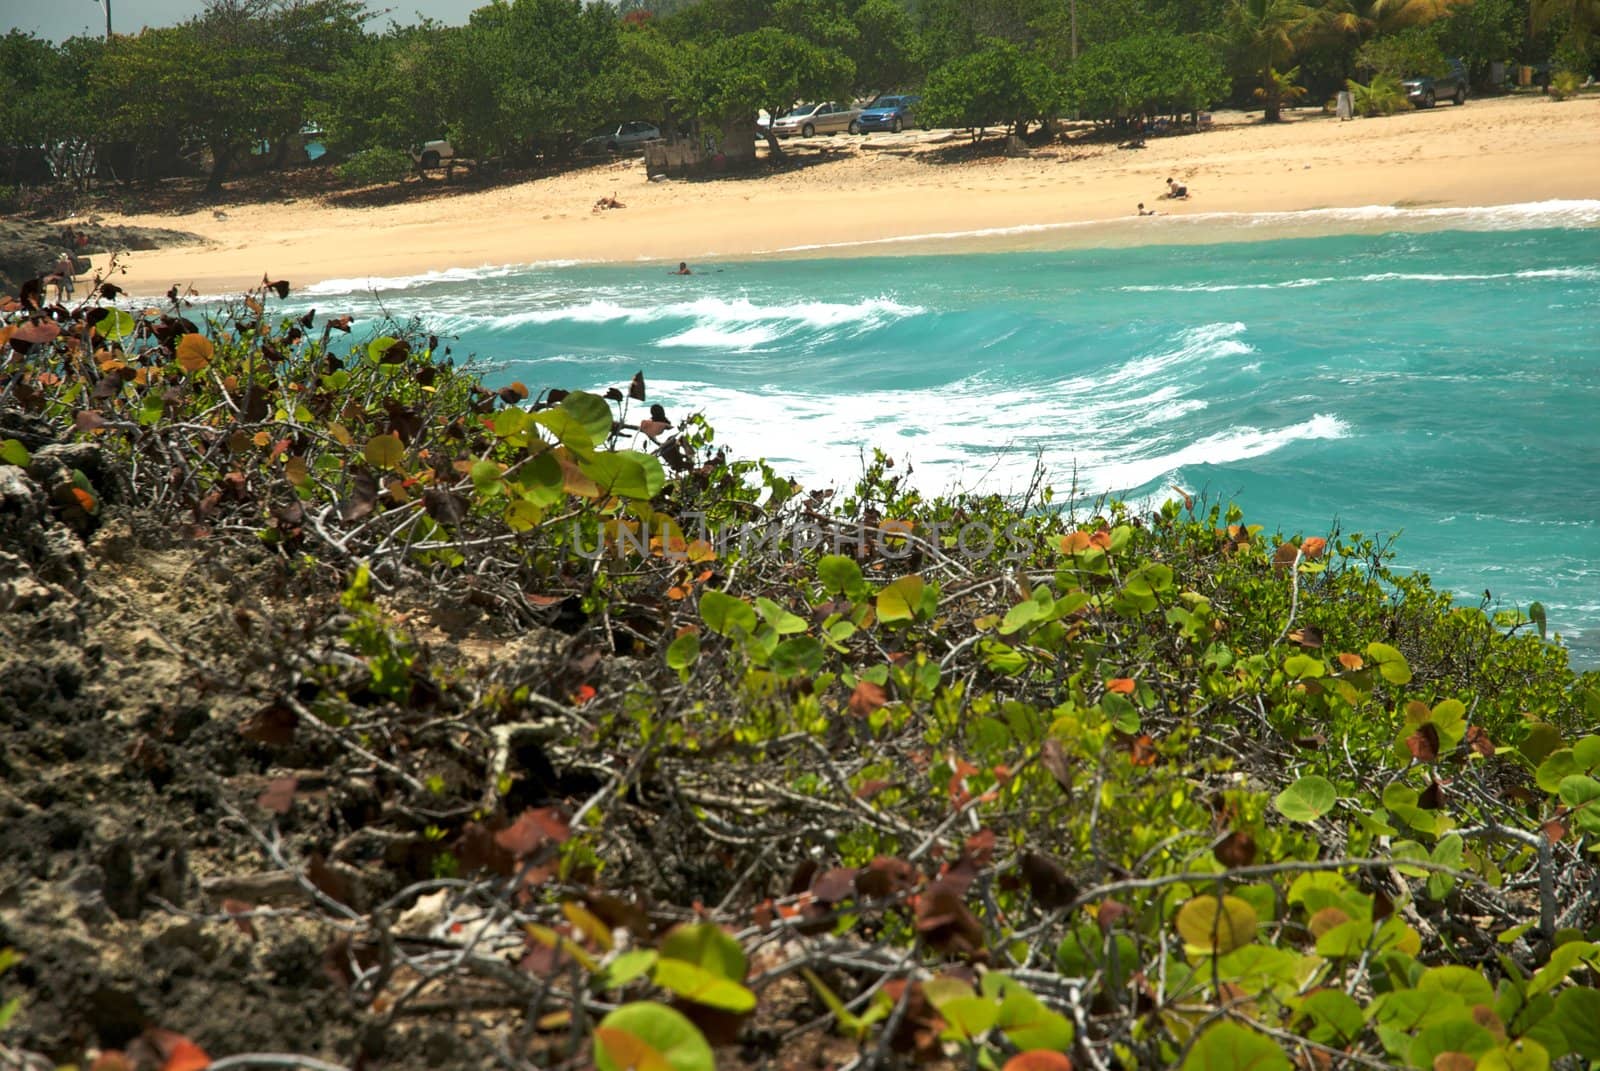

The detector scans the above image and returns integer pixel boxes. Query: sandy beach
[88,94,1600,296]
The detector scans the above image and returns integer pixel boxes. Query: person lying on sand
[670,262,692,275]
[1136,203,1158,216]
[593,191,626,213]
[1164,178,1189,199]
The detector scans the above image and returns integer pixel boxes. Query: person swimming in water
[670,262,692,275]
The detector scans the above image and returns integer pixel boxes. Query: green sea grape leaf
[817,554,863,596]
[876,575,925,625]
[602,949,658,988]
[1407,1017,1496,1069]
[700,590,757,637]
[1537,750,1580,793]
[665,631,700,671]
[1528,939,1600,996]
[1366,642,1412,684]
[1552,986,1600,1059]
[0,439,29,467]
[1176,895,1257,955]
[771,636,824,678]
[530,408,595,453]
[580,450,664,500]
[994,983,1074,1051]
[658,922,746,981]
[936,996,997,1042]
[1573,735,1600,771]
[1477,1039,1551,1071]
[1274,775,1336,822]
[100,308,137,341]
[651,959,756,1012]
[754,597,807,634]
[559,391,614,446]
[1180,1021,1290,1071]
[593,1002,713,1071]
[1418,965,1495,1007]
[1294,989,1364,1045]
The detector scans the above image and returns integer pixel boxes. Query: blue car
[855,94,920,134]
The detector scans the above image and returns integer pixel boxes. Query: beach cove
[94,95,1600,295]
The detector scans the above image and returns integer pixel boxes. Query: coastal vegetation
[4,267,1600,1069]
[0,0,1592,208]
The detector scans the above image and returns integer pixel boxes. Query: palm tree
[1320,0,1466,39]
[1532,0,1600,51]
[1219,0,1318,121]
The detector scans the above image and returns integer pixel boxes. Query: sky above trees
[6,0,471,42]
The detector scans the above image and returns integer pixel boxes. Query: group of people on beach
[1136,177,1191,216]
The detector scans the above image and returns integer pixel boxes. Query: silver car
[770,101,861,138]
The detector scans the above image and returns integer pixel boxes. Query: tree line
[0,0,1592,194]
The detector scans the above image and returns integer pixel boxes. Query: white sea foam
[301,261,585,295]
[761,200,1600,257]
[1121,265,1600,293]
[621,321,1337,496]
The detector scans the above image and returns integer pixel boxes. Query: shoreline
[75,95,1600,296]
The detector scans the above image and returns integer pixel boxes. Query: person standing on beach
[51,250,76,301]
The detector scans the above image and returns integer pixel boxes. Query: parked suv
[1402,59,1469,107]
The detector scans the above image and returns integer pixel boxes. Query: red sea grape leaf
[1003,1052,1073,1071]
[257,776,297,815]
[1019,852,1076,910]
[1127,734,1158,767]
[494,807,571,859]
[1105,677,1135,695]
[1040,738,1073,795]
[267,280,290,299]
[141,1030,210,1071]
[1273,542,1300,572]
[221,899,258,940]
[74,409,105,433]
[13,319,61,344]
[1466,725,1495,757]
[1213,830,1257,868]
[1288,626,1324,648]
[1096,899,1130,932]
[962,829,997,866]
[1418,780,1445,810]
[855,855,916,899]
[848,679,887,717]
[1302,536,1328,559]
[241,702,298,746]
[306,853,354,907]
[629,371,647,400]
[812,867,859,904]
[914,880,984,955]
[90,1052,134,1071]
[1543,817,1568,844]
[639,418,671,438]
[1406,723,1441,762]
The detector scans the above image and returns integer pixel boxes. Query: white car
[410,139,454,168]
[769,102,861,138]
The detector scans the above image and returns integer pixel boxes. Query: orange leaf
[1059,531,1092,553]
[1337,652,1364,671]
[1105,677,1135,695]
[175,333,214,374]
[144,1030,210,1071]
[1003,1051,1073,1071]
[848,679,888,717]
[1301,536,1327,559]
[572,683,597,706]
[1128,735,1158,767]
[71,487,97,513]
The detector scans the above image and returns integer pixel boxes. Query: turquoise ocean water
[299,203,1600,661]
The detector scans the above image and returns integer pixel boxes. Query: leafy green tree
[322,23,469,159]
[1533,0,1600,62]
[605,21,693,133]
[1354,23,1445,76]
[846,0,921,94]
[1067,32,1229,120]
[687,27,854,161]
[1216,0,1318,120]
[0,32,100,189]
[1434,0,1520,80]
[919,38,1064,138]
[456,0,621,164]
